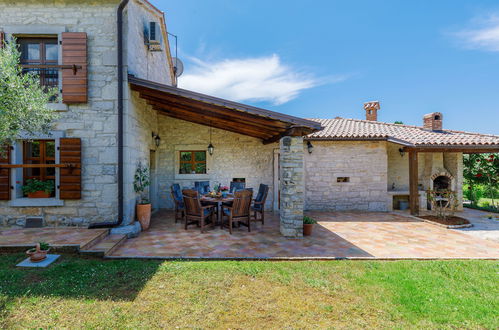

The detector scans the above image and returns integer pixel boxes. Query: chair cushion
[252,203,263,211]
[204,208,213,216]
[223,208,231,216]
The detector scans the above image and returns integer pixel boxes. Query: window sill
[174,173,210,180]
[9,198,64,207]
[47,103,68,112]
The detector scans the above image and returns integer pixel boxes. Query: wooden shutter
[0,32,5,48]
[0,146,11,200]
[59,138,81,199]
[61,32,87,104]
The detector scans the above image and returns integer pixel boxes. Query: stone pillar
[279,136,304,237]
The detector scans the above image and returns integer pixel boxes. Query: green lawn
[0,255,497,329]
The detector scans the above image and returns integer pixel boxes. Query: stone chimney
[363,101,380,121]
[423,112,443,131]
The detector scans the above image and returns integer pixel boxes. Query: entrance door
[149,150,158,211]
[273,149,280,211]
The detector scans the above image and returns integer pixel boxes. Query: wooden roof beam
[132,86,290,129]
[154,107,274,140]
[142,95,287,133]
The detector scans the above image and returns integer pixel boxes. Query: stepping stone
[17,254,60,268]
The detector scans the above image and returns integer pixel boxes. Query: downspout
[89,0,129,229]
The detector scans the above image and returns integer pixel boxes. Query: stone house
[1,0,498,238]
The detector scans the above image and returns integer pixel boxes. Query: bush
[463,185,484,205]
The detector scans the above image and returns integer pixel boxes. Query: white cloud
[178,54,345,105]
[454,14,499,52]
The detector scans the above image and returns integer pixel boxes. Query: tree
[394,121,404,124]
[0,37,58,148]
[463,153,499,207]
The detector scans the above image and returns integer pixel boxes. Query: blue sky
[152,0,499,134]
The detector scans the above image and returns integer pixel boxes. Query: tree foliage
[0,38,58,147]
[463,153,498,207]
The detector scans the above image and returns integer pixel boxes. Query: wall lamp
[152,132,161,148]
[398,148,405,157]
[307,141,314,154]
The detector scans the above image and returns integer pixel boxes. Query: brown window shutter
[0,146,11,200]
[59,138,81,199]
[0,32,5,48]
[61,32,87,104]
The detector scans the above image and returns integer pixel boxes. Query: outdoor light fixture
[207,124,214,155]
[307,141,314,154]
[398,148,405,157]
[152,132,161,148]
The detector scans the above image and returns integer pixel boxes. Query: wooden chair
[194,181,210,194]
[229,181,245,193]
[252,184,269,225]
[221,189,253,234]
[170,184,184,223]
[182,189,215,233]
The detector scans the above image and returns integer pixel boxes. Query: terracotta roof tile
[306,118,499,147]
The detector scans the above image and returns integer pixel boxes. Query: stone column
[279,136,304,237]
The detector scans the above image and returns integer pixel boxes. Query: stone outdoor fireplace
[432,175,451,191]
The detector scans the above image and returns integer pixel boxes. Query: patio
[108,210,499,259]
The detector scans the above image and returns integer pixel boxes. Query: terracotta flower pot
[26,243,50,262]
[303,223,314,236]
[136,203,151,230]
[27,191,51,198]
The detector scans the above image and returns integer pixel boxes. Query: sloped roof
[307,117,499,148]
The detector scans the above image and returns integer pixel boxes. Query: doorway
[273,149,280,211]
[149,150,158,211]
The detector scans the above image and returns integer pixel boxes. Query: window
[18,37,59,100]
[179,151,206,174]
[23,140,56,196]
[337,177,350,183]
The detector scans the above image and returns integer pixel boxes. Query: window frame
[17,37,59,98]
[22,139,56,186]
[8,132,65,207]
[3,26,68,111]
[178,150,207,175]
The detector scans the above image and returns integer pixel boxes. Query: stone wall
[125,0,173,85]
[279,136,304,237]
[304,140,389,211]
[121,1,172,224]
[155,116,277,211]
[443,152,464,211]
[0,0,121,227]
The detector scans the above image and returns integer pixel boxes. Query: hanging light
[207,124,214,155]
[398,148,405,157]
[151,132,161,148]
[307,141,314,154]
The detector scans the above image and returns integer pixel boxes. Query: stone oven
[433,175,451,191]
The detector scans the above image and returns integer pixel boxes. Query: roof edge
[128,74,323,130]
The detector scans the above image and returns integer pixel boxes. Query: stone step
[80,229,110,250]
[80,234,127,257]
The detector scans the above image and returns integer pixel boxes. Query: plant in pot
[22,179,54,198]
[303,216,317,236]
[134,162,151,230]
[26,241,50,262]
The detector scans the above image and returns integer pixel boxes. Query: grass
[0,255,498,328]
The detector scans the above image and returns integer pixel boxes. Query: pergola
[404,146,499,215]
[128,74,323,237]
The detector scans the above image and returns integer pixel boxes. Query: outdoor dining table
[200,194,234,226]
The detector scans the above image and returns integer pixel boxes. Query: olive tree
[0,38,58,149]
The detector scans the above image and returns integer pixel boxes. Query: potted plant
[26,242,50,262]
[134,162,151,230]
[220,185,229,198]
[22,179,54,198]
[303,216,317,236]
